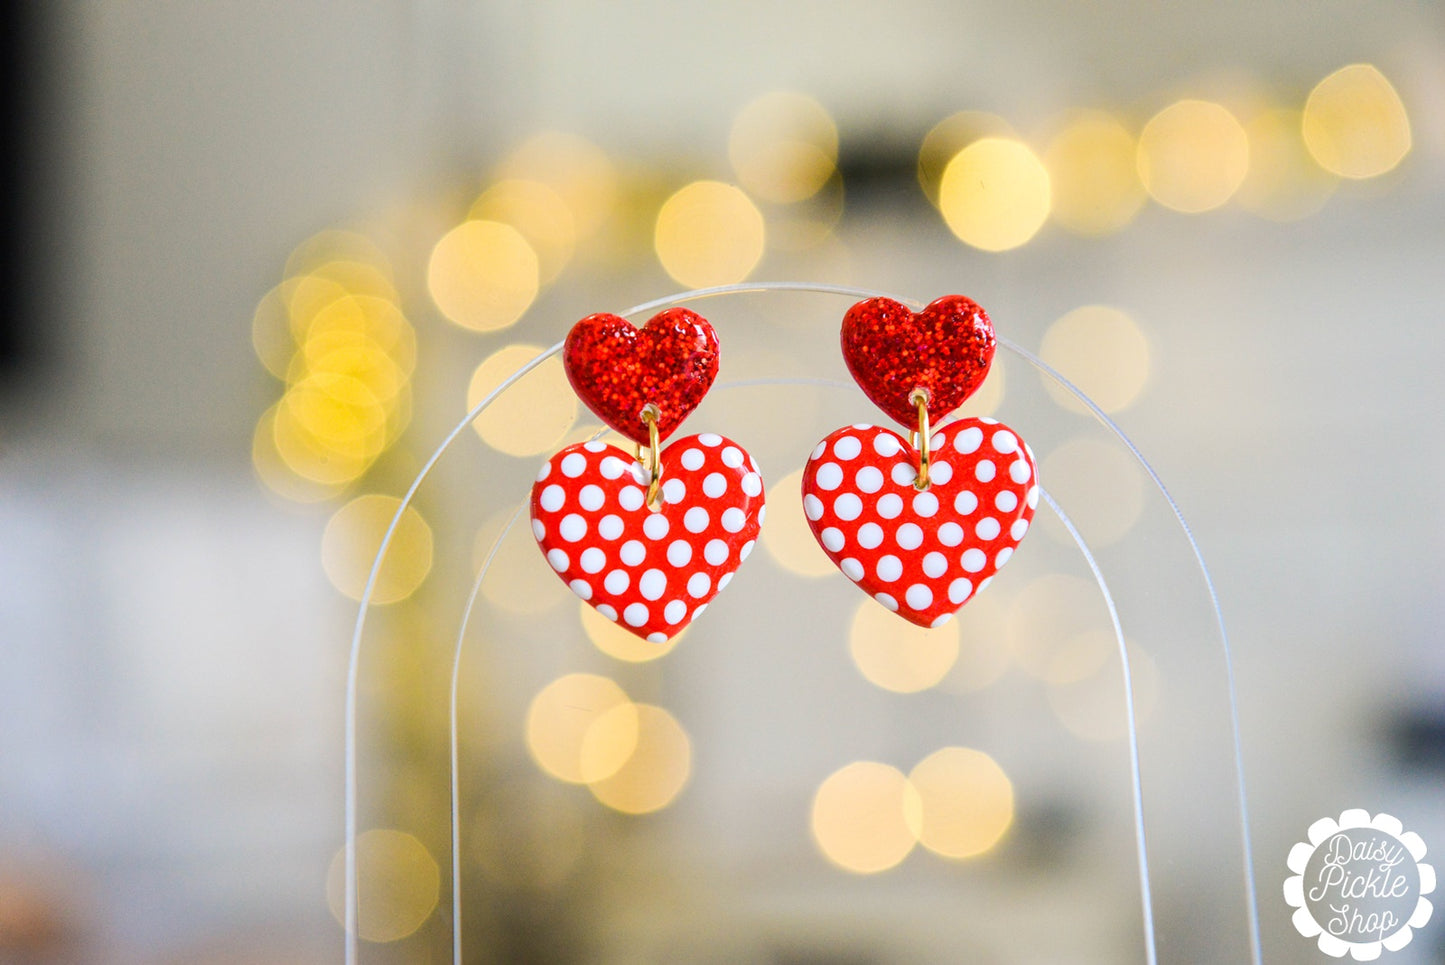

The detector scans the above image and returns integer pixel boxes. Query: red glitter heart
[841,295,995,428]
[563,308,719,445]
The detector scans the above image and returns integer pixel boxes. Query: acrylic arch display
[343,282,1264,964]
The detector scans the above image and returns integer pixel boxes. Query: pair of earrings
[529,296,1038,642]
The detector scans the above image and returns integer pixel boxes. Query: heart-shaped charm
[563,308,720,445]
[841,295,995,428]
[802,418,1036,628]
[531,433,765,641]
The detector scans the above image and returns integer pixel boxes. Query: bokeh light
[1302,64,1411,179]
[938,138,1052,251]
[526,674,637,785]
[496,131,618,239]
[587,703,692,814]
[948,360,1005,419]
[325,829,440,942]
[581,601,681,662]
[469,179,577,283]
[1045,111,1146,236]
[1039,305,1150,413]
[251,285,296,380]
[251,405,346,504]
[1045,631,1161,742]
[909,747,1014,859]
[1236,109,1339,221]
[760,469,837,577]
[728,91,839,204]
[284,228,392,282]
[849,597,960,693]
[654,181,766,287]
[917,111,1014,208]
[1007,573,1105,678]
[427,220,539,332]
[811,762,921,874]
[939,592,1011,693]
[321,495,434,604]
[467,345,578,457]
[1039,439,1145,547]
[1137,99,1250,213]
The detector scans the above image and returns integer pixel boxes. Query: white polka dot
[546,549,568,572]
[930,613,953,628]
[896,523,923,551]
[699,433,722,447]
[978,576,994,593]
[722,446,745,468]
[536,461,552,481]
[581,548,607,574]
[810,440,827,460]
[1027,486,1039,509]
[929,461,953,485]
[720,508,745,532]
[833,436,862,460]
[559,514,587,542]
[815,463,843,491]
[851,422,870,430]
[975,460,996,482]
[703,472,727,498]
[692,604,708,620]
[834,493,863,521]
[600,456,627,479]
[664,599,688,624]
[639,569,667,600]
[992,430,1017,453]
[662,478,686,504]
[1011,518,1030,540]
[1010,459,1032,484]
[891,462,916,486]
[531,518,545,541]
[742,472,763,497]
[922,552,947,578]
[589,515,618,541]
[981,417,998,425]
[913,491,939,517]
[874,433,902,457]
[596,603,618,621]
[841,558,864,581]
[976,517,1001,540]
[569,579,592,600]
[647,632,668,643]
[680,448,705,471]
[804,494,824,521]
[905,584,933,610]
[876,555,903,582]
[629,462,649,485]
[623,603,648,627]
[875,592,899,611]
[584,440,606,453]
[578,485,604,512]
[877,493,903,519]
[667,540,692,566]
[857,523,884,549]
[718,571,733,590]
[938,522,964,546]
[995,490,1019,512]
[948,578,973,604]
[954,491,978,515]
[605,570,630,594]
[758,504,767,525]
[619,487,645,511]
[856,466,884,493]
[642,514,668,540]
[539,485,565,512]
[933,432,947,450]
[561,452,587,477]
[687,572,711,598]
[821,527,845,552]
[954,427,983,453]
[620,540,646,566]
[704,539,729,565]
[961,548,986,573]
[684,507,710,533]
[995,547,1014,568]
[740,539,755,560]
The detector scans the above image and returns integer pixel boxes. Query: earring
[531,308,766,642]
[802,295,1037,628]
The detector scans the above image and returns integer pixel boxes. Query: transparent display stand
[344,283,1263,964]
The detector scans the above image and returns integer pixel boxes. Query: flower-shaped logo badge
[1285,809,1436,959]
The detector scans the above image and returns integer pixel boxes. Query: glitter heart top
[841,295,995,428]
[563,307,720,445]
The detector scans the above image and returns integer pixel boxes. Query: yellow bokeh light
[849,598,960,694]
[321,494,434,604]
[284,273,354,343]
[496,131,618,239]
[273,374,390,486]
[1137,100,1249,213]
[909,747,1014,859]
[467,345,577,457]
[286,229,392,281]
[811,762,921,874]
[760,469,836,578]
[1039,305,1150,414]
[1045,111,1146,236]
[252,405,347,503]
[940,591,1010,694]
[917,111,1014,208]
[427,220,539,332]
[305,259,399,307]
[1007,573,1105,678]
[325,829,440,943]
[654,181,766,288]
[581,601,681,662]
[470,179,577,284]
[1040,439,1145,547]
[1237,109,1338,221]
[526,674,635,785]
[1045,631,1160,742]
[767,170,846,251]
[474,510,572,615]
[587,703,692,814]
[728,91,839,204]
[1302,64,1411,179]
[252,285,296,380]
[938,138,1052,252]
[305,295,416,376]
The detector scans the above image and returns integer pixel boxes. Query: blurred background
[2,1,1444,962]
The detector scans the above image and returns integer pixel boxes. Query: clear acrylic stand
[344,283,1263,964]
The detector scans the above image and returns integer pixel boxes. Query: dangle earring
[802,295,1037,628]
[530,308,766,642]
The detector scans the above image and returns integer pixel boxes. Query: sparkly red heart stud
[841,295,995,428]
[563,307,720,445]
